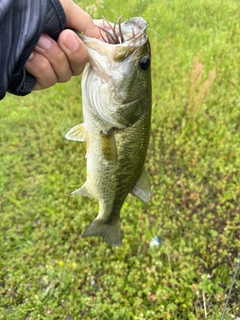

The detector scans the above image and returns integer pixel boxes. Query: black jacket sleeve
[0,0,66,100]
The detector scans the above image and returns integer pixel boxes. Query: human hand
[24,0,100,90]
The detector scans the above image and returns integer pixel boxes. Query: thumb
[58,29,88,76]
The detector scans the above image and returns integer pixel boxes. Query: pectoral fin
[65,123,86,141]
[100,129,118,165]
[130,170,152,203]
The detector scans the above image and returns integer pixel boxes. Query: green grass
[0,0,240,319]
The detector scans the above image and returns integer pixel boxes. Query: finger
[33,34,72,83]
[25,51,58,90]
[58,29,88,76]
[62,0,100,38]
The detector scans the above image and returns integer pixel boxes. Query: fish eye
[139,56,150,71]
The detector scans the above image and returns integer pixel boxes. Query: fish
[65,17,152,246]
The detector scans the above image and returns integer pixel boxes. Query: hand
[24,0,100,90]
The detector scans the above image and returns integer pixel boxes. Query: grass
[0,0,240,319]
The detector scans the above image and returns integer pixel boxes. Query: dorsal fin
[130,170,151,203]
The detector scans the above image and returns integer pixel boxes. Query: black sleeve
[0,0,66,100]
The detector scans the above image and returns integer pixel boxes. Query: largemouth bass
[65,17,151,246]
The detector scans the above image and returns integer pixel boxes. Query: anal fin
[71,182,92,198]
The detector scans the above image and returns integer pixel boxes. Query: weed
[187,56,216,120]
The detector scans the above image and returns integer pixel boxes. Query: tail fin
[81,218,122,247]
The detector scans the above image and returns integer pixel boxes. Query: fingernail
[28,52,34,60]
[63,33,80,51]
[37,35,52,50]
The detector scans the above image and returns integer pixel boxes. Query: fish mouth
[94,17,148,47]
